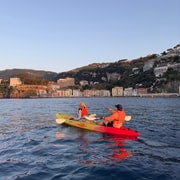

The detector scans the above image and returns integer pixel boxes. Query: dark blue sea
[0,97,180,180]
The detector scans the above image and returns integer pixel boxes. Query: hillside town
[0,44,180,98]
[0,75,179,98]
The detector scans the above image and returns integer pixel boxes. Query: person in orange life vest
[102,104,126,128]
[77,102,89,119]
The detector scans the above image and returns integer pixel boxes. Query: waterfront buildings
[0,76,179,98]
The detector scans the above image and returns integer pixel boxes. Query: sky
[0,0,179,73]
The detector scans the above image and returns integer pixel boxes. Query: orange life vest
[104,110,126,128]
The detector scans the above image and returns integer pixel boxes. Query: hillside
[56,44,180,93]
[0,68,57,81]
[0,44,180,93]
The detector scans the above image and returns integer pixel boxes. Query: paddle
[84,114,132,121]
[55,113,71,124]
[55,113,132,124]
[125,115,131,121]
[84,113,97,121]
[56,118,66,124]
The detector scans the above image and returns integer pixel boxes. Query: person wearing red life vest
[102,104,126,128]
[78,102,89,119]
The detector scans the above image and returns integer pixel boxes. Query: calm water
[0,97,180,180]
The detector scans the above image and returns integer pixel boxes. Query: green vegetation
[18,73,48,85]
[164,68,180,81]
[0,80,12,98]
[56,51,179,93]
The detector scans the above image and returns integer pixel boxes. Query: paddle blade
[84,116,96,121]
[56,113,70,119]
[89,113,96,117]
[56,118,66,124]
[125,116,132,121]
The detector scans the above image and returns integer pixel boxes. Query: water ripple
[0,98,179,180]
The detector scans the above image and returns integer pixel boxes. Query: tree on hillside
[18,73,48,85]
[0,80,12,98]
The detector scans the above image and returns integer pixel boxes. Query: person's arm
[99,114,115,125]
[104,113,117,123]
[108,108,116,114]
[77,109,82,119]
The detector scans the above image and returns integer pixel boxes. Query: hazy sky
[0,0,179,73]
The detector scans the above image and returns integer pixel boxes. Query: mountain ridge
[0,68,58,80]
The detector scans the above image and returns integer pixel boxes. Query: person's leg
[107,121,113,127]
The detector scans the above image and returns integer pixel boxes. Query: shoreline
[0,93,179,99]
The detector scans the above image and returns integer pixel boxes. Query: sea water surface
[0,97,179,180]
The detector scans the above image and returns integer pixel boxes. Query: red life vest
[81,107,88,117]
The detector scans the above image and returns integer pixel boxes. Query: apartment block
[57,77,75,88]
[112,86,123,96]
[10,77,22,87]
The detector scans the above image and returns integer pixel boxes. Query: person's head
[115,104,123,111]
[79,102,86,108]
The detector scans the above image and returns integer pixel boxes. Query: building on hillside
[132,67,139,74]
[154,63,180,77]
[169,63,180,71]
[83,89,110,97]
[112,87,123,96]
[137,88,148,96]
[154,66,168,77]
[38,89,48,97]
[132,89,138,96]
[79,80,89,86]
[83,89,94,97]
[56,90,65,97]
[99,90,111,97]
[47,82,60,94]
[106,72,121,82]
[10,77,22,87]
[124,87,133,96]
[55,89,73,97]
[57,77,75,88]
[93,90,100,96]
[73,89,82,97]
[143,60,155,72]
[65,89,73,97]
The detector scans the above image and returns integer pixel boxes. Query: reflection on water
[102,134,132,161]
[55,132,65,139]
[55,128,134,165]
[1,98,179,180]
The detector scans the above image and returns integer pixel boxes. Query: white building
[154,66,168,77]
[143,60,155,72]
[79,80,89,86]
[124,87,133,96]
[73,89,82,97]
